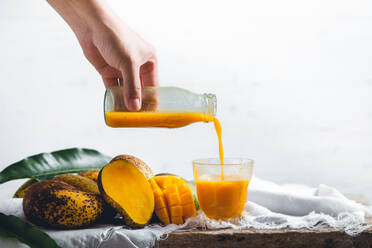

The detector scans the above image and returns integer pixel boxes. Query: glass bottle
[104,86,217,128]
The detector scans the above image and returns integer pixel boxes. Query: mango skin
[78,170,100,182]
[54,174,117,221]
[13,178,38,198]
[14,173,100,198]
[111,155,154,179]
[54,174,100,195]
[23,180,103,229]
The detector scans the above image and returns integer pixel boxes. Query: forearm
[46,0,114,35]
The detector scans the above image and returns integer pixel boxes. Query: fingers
[99,66,122,87]
[102,77,119,88]
[140,59,159,111]
[140,59,158,87]
[122,63,142,111]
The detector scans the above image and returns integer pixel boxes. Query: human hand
[47,0,158,111]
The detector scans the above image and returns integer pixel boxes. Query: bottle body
[104,86,217,128]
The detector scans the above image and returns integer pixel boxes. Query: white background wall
[0,0,371,201]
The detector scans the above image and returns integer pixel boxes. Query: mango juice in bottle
[105,86,216,128]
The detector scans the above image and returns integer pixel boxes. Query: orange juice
[195,179,249,220]
[213,118,224,178]
[105,111,215,128]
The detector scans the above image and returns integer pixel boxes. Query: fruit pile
[17,155,198,229]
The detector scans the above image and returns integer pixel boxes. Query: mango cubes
[149,175,197,225]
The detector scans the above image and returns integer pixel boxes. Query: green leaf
[0,213,61,248]
[0,148,111,184]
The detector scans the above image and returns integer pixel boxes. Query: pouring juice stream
[213,118,224,180]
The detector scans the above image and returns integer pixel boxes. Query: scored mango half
[149,175,197,225]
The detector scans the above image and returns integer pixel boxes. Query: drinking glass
[193,158,254,220]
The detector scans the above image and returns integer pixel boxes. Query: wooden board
[158,218,372,248]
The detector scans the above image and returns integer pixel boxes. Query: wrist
[47,0,114,36]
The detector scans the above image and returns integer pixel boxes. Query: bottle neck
[203,93,217,120]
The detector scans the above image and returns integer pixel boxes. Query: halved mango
[98,155,155,228]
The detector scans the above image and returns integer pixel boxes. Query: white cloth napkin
[0,177,371,248]
[248,177,372,217]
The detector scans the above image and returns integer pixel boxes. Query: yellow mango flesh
[149,175,197,225]
[100,160,154,226]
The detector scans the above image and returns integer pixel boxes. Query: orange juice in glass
[193,158,254,220]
